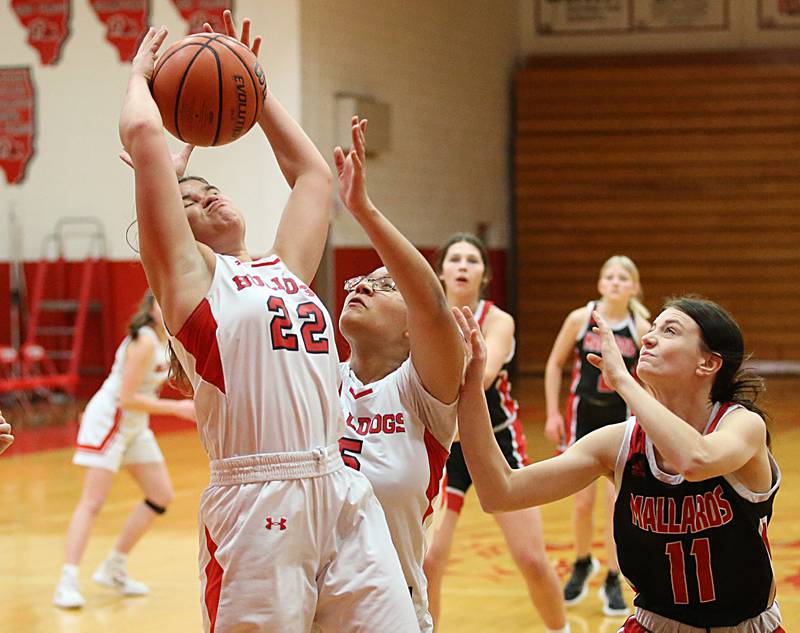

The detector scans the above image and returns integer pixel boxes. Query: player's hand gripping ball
[151,33,267,147]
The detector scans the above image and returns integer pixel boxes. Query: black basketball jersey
[475,300,519,433]
[614,403,780,627]
[572,301,639,406]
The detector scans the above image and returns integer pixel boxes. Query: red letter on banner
[0,68,36,185]
[89,0,150,62]
[10,1,71,65]
[171,0,232,35]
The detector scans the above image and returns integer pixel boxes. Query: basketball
[151,33,267,147]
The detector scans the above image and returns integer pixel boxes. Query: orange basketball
[151,33,267,147]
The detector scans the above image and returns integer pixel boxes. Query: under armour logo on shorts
[265,517,287,531]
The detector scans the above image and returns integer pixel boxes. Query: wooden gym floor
[1,376,798,632]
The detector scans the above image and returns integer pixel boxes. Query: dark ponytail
[665,296,770,443]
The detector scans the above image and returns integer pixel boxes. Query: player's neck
[447,288,479,313]
[348,348,407,385]
[646,381,715,433]
[596,298,629,323]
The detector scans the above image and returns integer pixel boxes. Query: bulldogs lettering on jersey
[613,403,780,627]
[169,255,344,460]
[339,358,456,633]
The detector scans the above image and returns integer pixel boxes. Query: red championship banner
[0,68,36,185]
[171,0,232,35]
[89,0,150,62]
[10,0,71,65]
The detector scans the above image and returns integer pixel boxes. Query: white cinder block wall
[300,0,521,253]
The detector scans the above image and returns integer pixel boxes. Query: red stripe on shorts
[204,526,224,633]
[617,615,647,632]
[76,408,122,453]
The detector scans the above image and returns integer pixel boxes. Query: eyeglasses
[343,275,397,292]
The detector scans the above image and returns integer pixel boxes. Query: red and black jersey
[613,403,780,628]
[475,300,519,433]
[571,301,639,406]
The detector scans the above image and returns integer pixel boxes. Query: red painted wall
[0,247,507,395]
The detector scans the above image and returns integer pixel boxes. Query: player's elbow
[120,117,162,152]
[679,449,715,482]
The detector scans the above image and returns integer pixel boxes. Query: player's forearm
[354,204,448,318]
[456,379,517,513]
[119,75,163,150]
[615,375,704,473]
[258,94,330,188]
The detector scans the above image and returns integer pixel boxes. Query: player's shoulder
[483,303,514,331]
[565,304,591,328]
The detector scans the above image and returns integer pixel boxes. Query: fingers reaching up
[203,9,262,56]
[131,26,168,80]
[334,116,371,214]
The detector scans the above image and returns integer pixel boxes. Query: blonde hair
[600,255,651,320]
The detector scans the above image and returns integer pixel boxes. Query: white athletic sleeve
[394,358,457,449]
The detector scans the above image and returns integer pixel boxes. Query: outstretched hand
[333,117,371,215]
[586,310,631,393]
[451,306,486,389]
[131,26,168,81]
[119,143,194,177]
[203,9,262,57]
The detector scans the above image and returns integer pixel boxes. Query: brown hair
[664,295,770,444]
[168,342,194,397]
[434,233,492,296]
[128,291,155,340]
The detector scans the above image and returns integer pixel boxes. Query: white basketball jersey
[169,254,344,460]
[93,325,169,430]
[339,357,457,632]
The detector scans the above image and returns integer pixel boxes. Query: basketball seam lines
[207,37,264,136]
[169,34,226,144]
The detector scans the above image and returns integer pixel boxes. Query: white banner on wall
[758,0,800,29]
[634,0,729,31]
[535,0,633,34]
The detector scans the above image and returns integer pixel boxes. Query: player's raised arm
[119,27,212,332]
[205,11,332,284]
[335,117,463,404]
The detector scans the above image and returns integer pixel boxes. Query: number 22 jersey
[170,254,344,460]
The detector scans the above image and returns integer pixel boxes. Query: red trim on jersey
[250,257,281,268]
[423,429,449,523]
[562,392,577,450]
[496,372,518,421]
[176,299,226,394]
[627,421,647,460]
[477,300,493,328]
[76,408,122,453]
[349,386,373,400]
[509,417,530,466]
[203,526,224,633]
[706,402,735,434]
[759,516,772,557]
